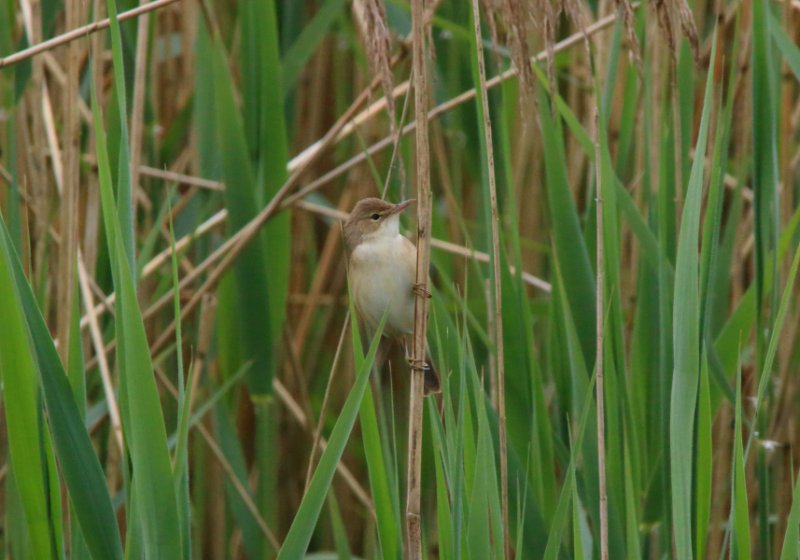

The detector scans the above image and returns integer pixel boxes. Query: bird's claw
[406,356,431,372]
[412,283,432,299]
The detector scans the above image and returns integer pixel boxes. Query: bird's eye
[371,213,380,221]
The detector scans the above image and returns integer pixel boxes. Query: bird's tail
[423,357,441,395]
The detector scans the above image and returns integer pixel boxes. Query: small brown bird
[343,197,440,394]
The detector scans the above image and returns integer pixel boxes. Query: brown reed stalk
[406,0,433,557]
[56,0,82,366]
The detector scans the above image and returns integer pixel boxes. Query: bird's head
[343,197,415,254]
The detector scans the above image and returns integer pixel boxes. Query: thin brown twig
[470,0,509,554]
[0,0,180,69]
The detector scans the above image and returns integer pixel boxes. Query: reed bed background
[1,0,800,558]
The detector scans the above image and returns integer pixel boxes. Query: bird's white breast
[349,234,416,337]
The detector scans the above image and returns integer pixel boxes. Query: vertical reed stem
[407,0,431,557]
[593,106,609,560]
[470,0,509,555]
[57,0,81,365]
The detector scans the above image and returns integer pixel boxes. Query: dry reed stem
[55,0,83,366]
[0,0,180,69]
[41,85,63,192]
[407,0,432,557]
[139,166,224,190]
[470,0,509,554]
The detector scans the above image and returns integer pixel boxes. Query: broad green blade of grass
[353,335,402,558]
[277,310,387,559]
[208,31,276,396]
[499,253,556,521]
[6,465,32,558]
[0,217,123,560]
[254,0,291,383]
[623,430,641,557]
[538,86,596,365]
[669,37,716,559]
[0,226,53,560]
[752,0,781,354]
[42,407,64,557]
[104,0,135,272]
[93,76,182,559]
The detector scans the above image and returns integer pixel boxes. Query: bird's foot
[406,356,429,372]
[412,283,432,299]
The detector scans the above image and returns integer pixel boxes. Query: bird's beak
[390,198,416,215]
